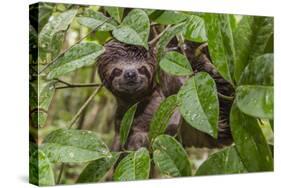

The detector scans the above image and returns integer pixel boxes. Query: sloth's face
[101,60,155,97]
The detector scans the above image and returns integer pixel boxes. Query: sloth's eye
[138,66,151,80]
[112,68,122,77]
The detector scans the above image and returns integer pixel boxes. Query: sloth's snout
[124,69,138,81]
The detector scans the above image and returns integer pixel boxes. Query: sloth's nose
[124,70,137,81]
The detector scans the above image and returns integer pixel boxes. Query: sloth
[97,40,233,151]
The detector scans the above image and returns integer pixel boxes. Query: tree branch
[39,18,111,75]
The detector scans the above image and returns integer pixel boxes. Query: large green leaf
[120,103,138,146]
[153,10,187,25]
[112,9,150,49]
[234,16,273,82]
[237,54,273,119]
[113,148,150,181]
[149,95,178,141]
[47,42,105,79]
[152,135,191,177]
[77,152,120,183]
[104,7,124,23]
[177,72,219,138]
[76,11,117,31]
[184,15,207,42]
[236,86,273,119]
[159,51,193,76]
[39,9,77,55]
[29,150,55,186]
[156,22,187,61]
[196,146,246,175]
[203,14,235,84]
[41,129,111,163]
[38,3,54,32]
[239,53,273,86]
[230,103,273,172]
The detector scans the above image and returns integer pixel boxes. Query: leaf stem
[148,25,171,46]
[56,163,65,185]
[55,78,101,89]
[217,92,234,101]
[39,18,111,75]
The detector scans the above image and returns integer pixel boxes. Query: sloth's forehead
[111,60,148,67]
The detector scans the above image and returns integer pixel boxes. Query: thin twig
[195,43,208,57]
[176,34,187,56]
[56,163,65,184]
[54,78,101,89]
[39,18,111,75]
[148,25,171,46]
[68,85,102,129]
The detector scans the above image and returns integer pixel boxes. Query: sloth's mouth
[119,80,144,92]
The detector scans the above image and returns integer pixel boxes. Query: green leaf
[177,72,219,138]
[47,42,105,79]
[196,146,246,175]
[41,129,111,163]
[29,150,55,186]
[203,14,235,84]
[77,152,120,183]
[230,103,273,172]
[113,9,150,49]
[104,7,124,23]
[159,51,193,76]
[237,54,273,119]
[76,11,117,31]
[156,22,187,61]
[236,86,273,119]
[120,103,138,146]
[39,9,77,55]
[239,53,273,86]
[234,16,273,82]
[152,135,191,177]
[114,148,150,181]
[184,15,207,42]
[154,10,187,25]
[149,95,178,141]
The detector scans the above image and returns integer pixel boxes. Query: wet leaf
[177,72,219,138]
[236,86,273,119]
[154,10,187,25]
[104,7,124,23]
[149,95,178,141]
[120,103,138,146]
[159,51,193,76]
[41,129,111,163]
[77,10,117,31]
[113,9,150,49]
[113,148,150,181]
[77,152,120,183]
[152,135,191,177]
[39,9,77,55]
[184,15,207,42]
[196,146,246,175]
[203,14,235,84]
[234,16,273,82]
[230,103,273,172]
[47,42,105,79]
[29,150,55,186]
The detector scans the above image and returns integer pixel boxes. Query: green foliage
[152,135,191,177]
[234,16,273,82]
[104,7,124,23]
[159,51,193,76]
[112,9,150,49]
[47,42,105,79]
[114,148,150,181]
[203,14,235,84]
[177,72,219,138]
[184,15,207,42]
[41,129,111,163]
[29,150,55,186]
[153,10,188,25]
[196,146,246,175]
[230,104,273,172]
[149,95,178,141]
[77,152,120,183]
[120,103,138,146]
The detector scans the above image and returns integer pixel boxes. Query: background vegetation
[29,3,274,186]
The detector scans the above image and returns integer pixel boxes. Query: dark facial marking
[138,66,151,80]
